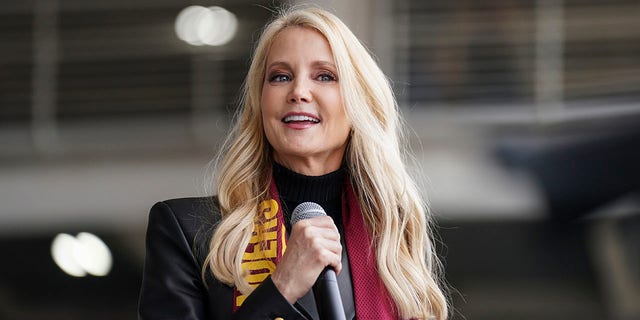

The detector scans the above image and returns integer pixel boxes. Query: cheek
[330,105,352,141]
[261,87,286,118]
[261,90,280,126]
[261,110,276,143]
[260,89,272,115]
[261,119,279,155]
[338,119,352,142]
[260,94,275,140]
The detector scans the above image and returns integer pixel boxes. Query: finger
[312,237,342,262]
[334,261,343,275]
[311,237,341,255]
[295,215,337,229]
[318,246,342,274]
[306,226,340,243]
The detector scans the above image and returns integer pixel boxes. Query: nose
[287,77,312,104]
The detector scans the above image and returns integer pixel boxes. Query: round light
[51,232,113,277]
[200,6,238,46]
[175,5,209,46]
[175,5,238,46]
[74,232,113,276]
[51,233,86,277]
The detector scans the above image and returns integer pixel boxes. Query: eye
[268,73,291,83]
[316,72,336,82]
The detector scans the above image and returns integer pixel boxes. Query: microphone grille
[290,202,326,225]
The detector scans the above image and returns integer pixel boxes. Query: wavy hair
[204,6,448,319]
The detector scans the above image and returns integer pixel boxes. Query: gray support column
[190,53,223,144]
[32,0,60,154]
[535,0,565,122]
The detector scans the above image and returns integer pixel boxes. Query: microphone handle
[313,267,346,320]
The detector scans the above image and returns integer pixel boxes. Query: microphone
[291,202,346,320]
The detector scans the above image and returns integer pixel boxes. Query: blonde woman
[139,7,448,320]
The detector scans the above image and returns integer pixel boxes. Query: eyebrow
[266,60,337,71]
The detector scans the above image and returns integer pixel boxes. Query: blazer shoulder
[157,196,220,229]
[151,196,221,266]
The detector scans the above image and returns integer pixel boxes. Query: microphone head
[291,202,326,225]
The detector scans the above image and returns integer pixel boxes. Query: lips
[282,113,320,123]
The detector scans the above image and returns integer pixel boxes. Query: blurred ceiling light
[175,5,208,45]
[52,233,87,277]
[175,5,238,47]
[75,232,113,276]
[51,232,113,277]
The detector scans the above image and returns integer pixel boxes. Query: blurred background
[1,0,639,319]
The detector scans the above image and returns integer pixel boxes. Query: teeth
[283,115,319,123]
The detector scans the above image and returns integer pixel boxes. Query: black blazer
[138,197,313,320]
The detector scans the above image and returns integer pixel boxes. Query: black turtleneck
[273,162,345,231]
[272,162,356,319]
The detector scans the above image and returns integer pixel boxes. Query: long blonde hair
[204,6,448,319]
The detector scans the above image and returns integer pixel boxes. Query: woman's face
[261,27,351,176]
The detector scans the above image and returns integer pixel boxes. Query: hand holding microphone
[271,202,346,320]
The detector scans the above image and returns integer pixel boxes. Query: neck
[272,162,344,205]
[273,152,344,176]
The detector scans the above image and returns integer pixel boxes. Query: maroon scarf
[233,178,397,319]
[342,182,397,319]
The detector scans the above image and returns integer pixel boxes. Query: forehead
[266,26,334,63]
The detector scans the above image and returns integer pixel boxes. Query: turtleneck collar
[272,162,345,205]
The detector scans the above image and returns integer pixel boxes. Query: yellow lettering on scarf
[235,199,288,308]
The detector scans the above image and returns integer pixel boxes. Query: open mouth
[282,114,320,123]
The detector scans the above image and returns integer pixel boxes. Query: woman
[139,7,448,320]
